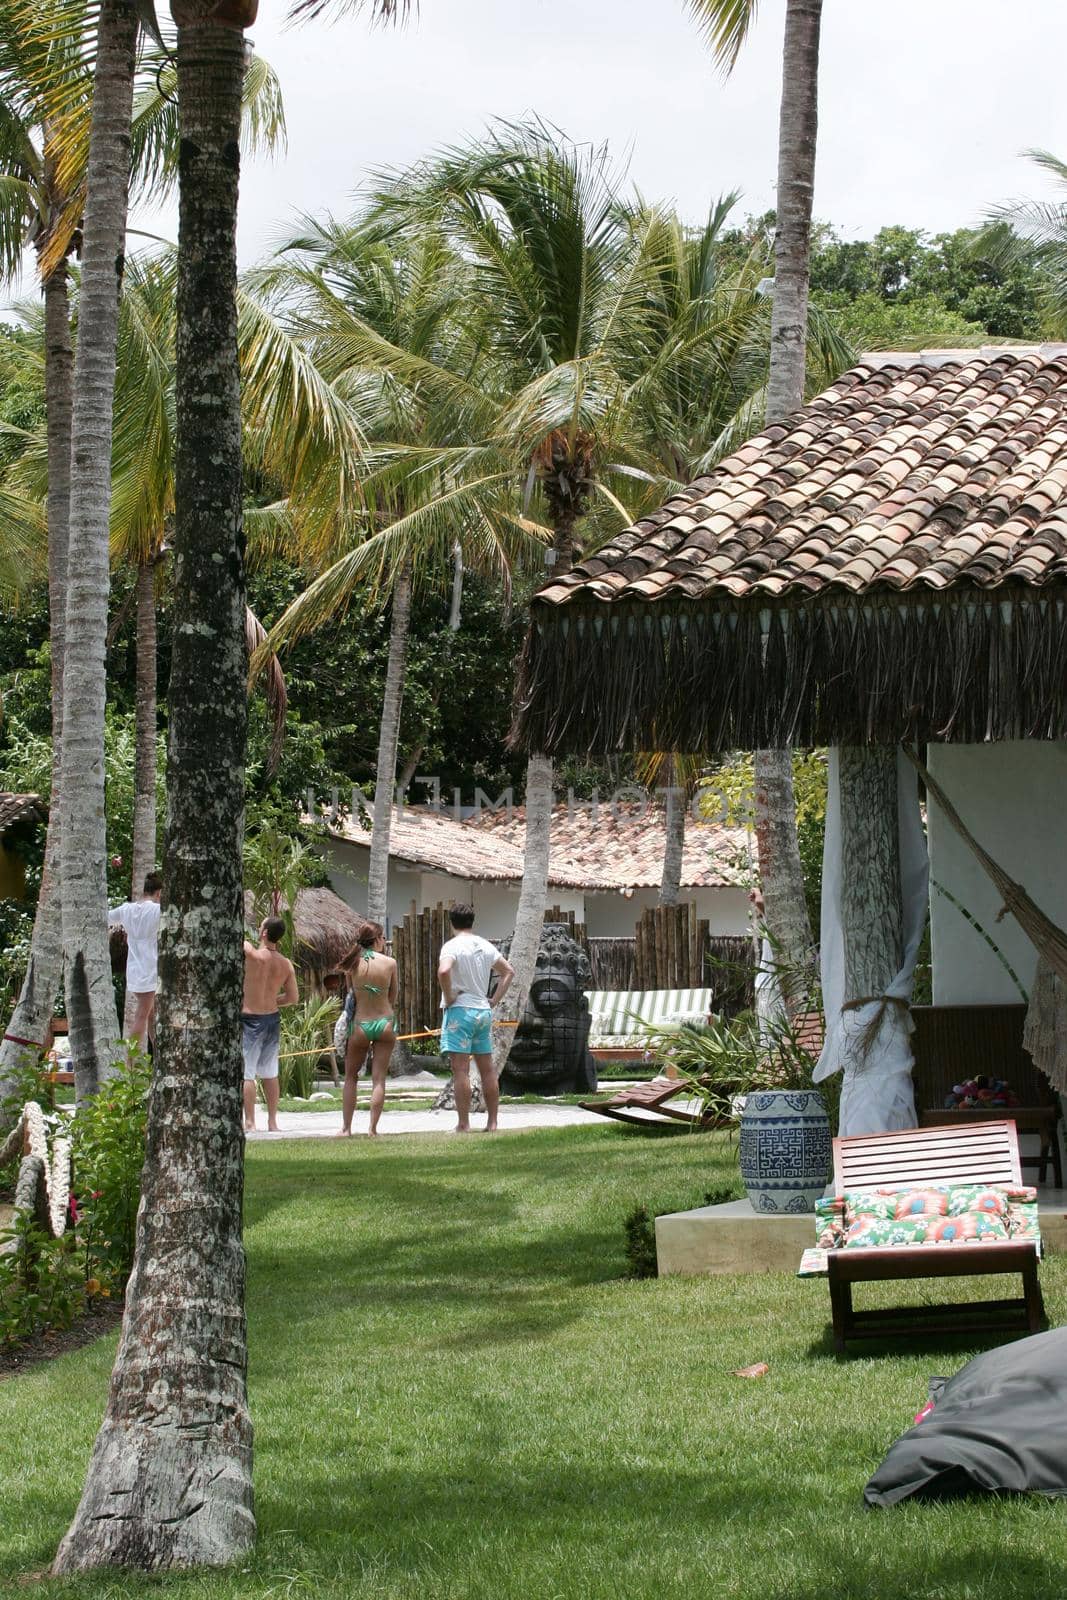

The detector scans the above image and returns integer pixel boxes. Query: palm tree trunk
[59,0,137,1097]
[0,263,73,1105]
[492,751,553,1072]
[122,557,159,1036]
[659,755,685,907]
[753,0,823,977]
[840,747,903,1000]
[53,12,254,1574]
[366,559,412,926]
[753,749,812,1009]
[765,0,823,423]
[396,544,462,797]
[130,558,158,895]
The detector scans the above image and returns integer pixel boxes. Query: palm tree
[347,126,712,1057]
[53,0,257,1572]
[245,215,544,927]
[54,0,406,1572]
[0,1,87,1099]
[686,0,823,986]
[984,150,1067,336]
[0,0,283,1099]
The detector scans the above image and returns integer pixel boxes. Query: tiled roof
[0,792,45,835]
[536,351,1067,608]
[327,803,748,890]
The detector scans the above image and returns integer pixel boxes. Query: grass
[1,1124,1064,1599]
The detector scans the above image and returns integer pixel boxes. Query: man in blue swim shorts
[438,903,515,1132]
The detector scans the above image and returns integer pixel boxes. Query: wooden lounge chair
[580,1079,713,1129]
[825,1120,1044,1355]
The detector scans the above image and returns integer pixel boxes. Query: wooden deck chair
[825,1120,1044,1354]
[580,1079,714,1129]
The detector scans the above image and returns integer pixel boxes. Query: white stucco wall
[318,835,747,943]
[928,741,1067,1005]
[582,884,751,937]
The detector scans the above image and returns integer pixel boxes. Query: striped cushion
[584,989,713,1045]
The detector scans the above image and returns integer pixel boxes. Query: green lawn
[2,1125,1065,1599]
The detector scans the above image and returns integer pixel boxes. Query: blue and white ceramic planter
[738,1089,832,1214]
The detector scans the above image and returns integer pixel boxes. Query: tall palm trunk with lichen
[122,556,159,1035]
[53,6,255,1573]
[495,462,587,1070]
[0,255,73,1107]
[751,0,823,991]
[130,558,159,900]
[659,755,686,907]
[366,558,412,926]
[59,0,137,1096]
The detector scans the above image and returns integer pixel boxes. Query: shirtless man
[242,916,299,1132]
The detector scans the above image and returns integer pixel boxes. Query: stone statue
[499,924,598,1096]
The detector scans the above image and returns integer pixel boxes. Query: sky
[128,0,1067,269]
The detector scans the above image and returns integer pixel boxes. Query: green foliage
[279,995,340,1097]
[659,1007,819,1128]
[622,1204,657,1278]
[4,1127,1067,1594]
[0,899,34,1016]
[809,223,1045,340]
[243,809,322,950]
[71,1052,150,1293]
[811,290,986,353]
[699,749,827,927]
[0,1214,84,1351]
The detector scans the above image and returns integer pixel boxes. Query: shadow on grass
[252,1460,1067,1600]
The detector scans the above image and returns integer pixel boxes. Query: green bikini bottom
[351,1015,393,1044]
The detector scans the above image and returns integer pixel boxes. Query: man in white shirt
[438,903,515,1133]
[108,871,163,1050]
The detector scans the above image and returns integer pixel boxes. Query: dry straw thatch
[514,351,1067,755]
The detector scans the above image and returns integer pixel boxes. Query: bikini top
[357,947,384,996]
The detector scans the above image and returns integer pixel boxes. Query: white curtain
[813,748,929,1136]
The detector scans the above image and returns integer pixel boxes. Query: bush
[0,1214,84,1349]
[70,1052,150,1296]
[622,1181,745,1280]
[623,1206,657,1279]
[279,996,340,1097]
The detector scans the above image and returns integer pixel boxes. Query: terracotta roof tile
[0,792,44,835]
[325,803,748,891]
[535,351,1067,609]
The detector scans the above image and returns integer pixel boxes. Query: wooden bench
[826,1120,1044,1355]
[911,1004,1063,1188]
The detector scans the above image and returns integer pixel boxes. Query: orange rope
[276,1021,519,1061]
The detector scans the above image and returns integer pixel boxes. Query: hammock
[904,747,1067,988]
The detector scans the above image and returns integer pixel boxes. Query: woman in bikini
[338,921,398,1137]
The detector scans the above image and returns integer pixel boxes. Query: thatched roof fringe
[512,591,1067,753]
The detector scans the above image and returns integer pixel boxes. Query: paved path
[246,1103,604,1141]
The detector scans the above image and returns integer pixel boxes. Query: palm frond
[131,47,286,205]
[245,605,288,776]
[683,0,759,72]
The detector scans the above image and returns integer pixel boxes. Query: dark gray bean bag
[865,1326,1067,1506]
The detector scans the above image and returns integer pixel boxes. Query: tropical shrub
[0,1214,84,1350]
[72,1052,151,1293]
[279,995,340,1097]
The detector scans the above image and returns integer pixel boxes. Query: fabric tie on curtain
[813,749,929,1137]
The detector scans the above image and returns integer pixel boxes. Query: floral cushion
[812,1183,1039,1252]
